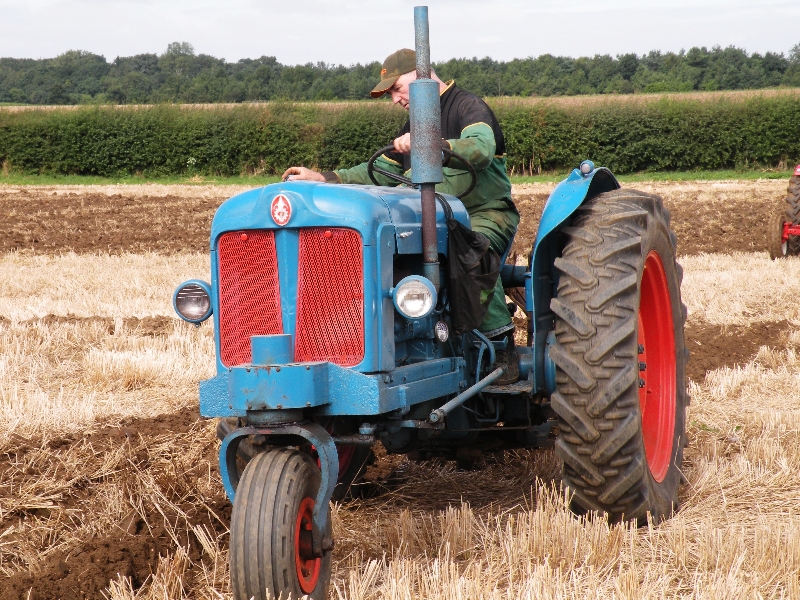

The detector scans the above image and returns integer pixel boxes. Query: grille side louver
[217,230,283,366]
[295,228,364,366]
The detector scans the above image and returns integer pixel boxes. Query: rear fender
[529,165,620,391]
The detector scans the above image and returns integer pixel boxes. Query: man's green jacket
[325,82,514,216]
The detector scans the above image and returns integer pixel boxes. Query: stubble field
[1,179,799,599]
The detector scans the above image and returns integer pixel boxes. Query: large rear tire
[549,188,687,524]
[230,448,331,600]
[784,175,800,256]
[767,210,789,260]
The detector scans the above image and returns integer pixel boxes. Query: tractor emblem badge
[271,194,292,226]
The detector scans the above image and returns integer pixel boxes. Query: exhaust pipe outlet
[409,6,443,290]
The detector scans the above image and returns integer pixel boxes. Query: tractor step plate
[483,379,534,395]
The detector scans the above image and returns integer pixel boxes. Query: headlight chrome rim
[173,280,213,324]
[392,276,437,320]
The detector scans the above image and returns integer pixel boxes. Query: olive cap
[370,49,416,98]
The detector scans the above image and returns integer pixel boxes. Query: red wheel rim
[294,497,321,593]
[637,251,677,483]
[782,221,790,255]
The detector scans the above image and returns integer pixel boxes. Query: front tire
[230,448,331,600]
[549,189,687,524]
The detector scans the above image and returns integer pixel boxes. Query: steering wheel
[366,144,478,200]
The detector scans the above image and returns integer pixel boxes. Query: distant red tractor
[768,164,800,259]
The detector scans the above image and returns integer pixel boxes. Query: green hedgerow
[1,97,798,177]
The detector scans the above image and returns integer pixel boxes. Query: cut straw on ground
[3,246,800,597]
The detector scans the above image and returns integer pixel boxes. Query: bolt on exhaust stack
[409,6,442,291]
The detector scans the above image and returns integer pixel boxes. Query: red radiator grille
[295,228,364,366]
[217,230,283,366]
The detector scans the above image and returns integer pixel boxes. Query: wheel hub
[295,497,321,593]
[637,250,677,483]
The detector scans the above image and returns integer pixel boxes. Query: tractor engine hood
[372,184,470,255]
[210,181,470,254]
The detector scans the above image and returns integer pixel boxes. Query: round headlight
[173,280,212,323]
[393,276,437,319]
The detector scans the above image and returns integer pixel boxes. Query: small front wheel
[230,448,331,600]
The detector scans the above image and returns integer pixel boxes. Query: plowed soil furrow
[685,320,789,381]
[511,183,787,258]
[0,314,175,336]
[0,408,230,600]
[0,180,788,255]
[0,191,223,254]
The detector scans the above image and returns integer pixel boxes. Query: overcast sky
[1,0,798,65]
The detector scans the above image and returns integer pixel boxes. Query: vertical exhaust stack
[409,5,442,290]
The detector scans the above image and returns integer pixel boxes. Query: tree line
[2,41,800,105]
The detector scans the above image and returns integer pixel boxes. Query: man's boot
[491,330,520,385]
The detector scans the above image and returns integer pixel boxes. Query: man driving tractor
[283,48,521,384]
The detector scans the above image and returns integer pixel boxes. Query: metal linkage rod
[428,366,507,424]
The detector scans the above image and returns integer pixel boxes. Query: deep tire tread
[784,176,800,255]
[549,188,687,524]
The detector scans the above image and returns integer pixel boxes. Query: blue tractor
[173,8,687,599]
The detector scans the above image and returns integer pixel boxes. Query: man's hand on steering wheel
[367,139,477,200]
[393,133,412,154]
[281,166,325,182]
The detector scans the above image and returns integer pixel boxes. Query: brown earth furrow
[32,314,173,336]
[685,320,790,381]
[0,180,789,256]
[0,407,230,600]
[511,181,788,258]
[0,191,222,254]
[0,403,557,599]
